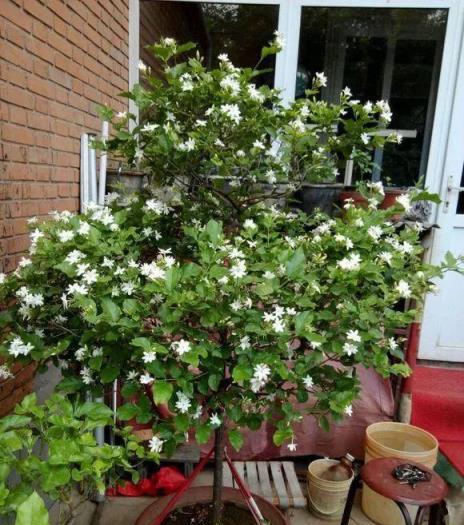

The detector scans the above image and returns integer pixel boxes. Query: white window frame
[129,0,464,216]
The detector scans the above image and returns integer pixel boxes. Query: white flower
[180,72,194,91]
[102,257,114,268]
[287,440,297,452]
[28,216,38,225]
[67,283,88,295]
[239,336,250,351]
[75,347,86,361]
[230,260,247,279]
[0,272,6,285]
[314,72,327,87]
[220,103,241,124]
[114,266,125,276]
[171,339,191,356]
[0,365,13,380]
[396,194,411,212]
[140,262,166,281]
[263,271,275,280]
[142,351,157,363]
[347,330,361,343]
[337,253,361,271]
[236,149,245,157]
[218,276,229,285]
[230,300,242,312]
[141,123,159,133]
[253,363,271,383]
[175,392,191,414]
[177,138,196,152]
[354,218,364,227]
[82,269,98,285]
[144,199,172,216]
[272,318,286,333]
[243,219,257,230]
[220,74,240,95]
[80,366,93,385]
[19,257,32,268]
[92,347,103,357]
[395,280,412,298]
[121,281,136,296]
[218,53,229,62]
[364,101,373,113]
[127,370,138,381]
[161,37,176,46]
[253,139,265,150]
[247,84,265,103]
[368,225,383,241]
[105,192,119,205]
[343,342,358,356]
[76,263,90,276]
[303,375,314,389]
[342,87,352,98]
[361,133,370,145]
[399,241,414,255]
[266,169,277,184]
[149,435,164,454]
[388,337,398,351]
[378,251,393,265]
[78,221,91,236]
[8,337,34,357]
[273,30,286,50]
[210,413,222,427]
[140,373,154,385]
[344,404,353,417]
[116,111,127,119]
[376,100,392,123]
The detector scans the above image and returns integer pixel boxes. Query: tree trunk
[212,424,225,524]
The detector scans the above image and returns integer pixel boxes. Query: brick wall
[0,0,130,415]
[1,0,130,273]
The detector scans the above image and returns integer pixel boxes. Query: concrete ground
[93,470,376,525]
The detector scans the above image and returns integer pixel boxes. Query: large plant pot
[135,486,289,525]
[292,183,343,216]
[339,187,406,210]
[106,169,146,193]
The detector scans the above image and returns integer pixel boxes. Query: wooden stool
[341,457,448,525]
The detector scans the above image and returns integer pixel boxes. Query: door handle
[444,175,464,212]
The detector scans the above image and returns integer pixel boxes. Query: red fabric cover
[106,467,186,497]
[201,366,394,460]
[411,365,464,475]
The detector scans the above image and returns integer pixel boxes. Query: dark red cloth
[201,366,394,460]
[411,366,464,475]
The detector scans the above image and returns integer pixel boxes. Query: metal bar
[98,121,109,205]
[224,450,264,525]
[80,134,89,212]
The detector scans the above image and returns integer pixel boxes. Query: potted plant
[0,37,461,524]
[0,393,147,525]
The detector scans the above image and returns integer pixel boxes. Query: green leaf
[318,415,330,432]
[286,247,305,278]
[117,403,140,421]
[195,424,212,444]
[101,297,121,323]
[152,381,173,405]
[228,429,244,451]
[272,427,293,447]
[411,190,441,204]
[15,491,49,525]
[232,364,252,384]
[101,365,120,383]
[208,374,221,392]
[53,262,76,278]
[130,337,152,351]
[206,219,221,244]
[174,414,189,432]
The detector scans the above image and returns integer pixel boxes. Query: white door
[419,25,464,362]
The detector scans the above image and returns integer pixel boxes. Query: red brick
[2,1,33,32]
[23,0,53,27]
[2,123,35,146]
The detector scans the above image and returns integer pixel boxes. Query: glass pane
[297,8,447,187]
[140,1,279,87]
[456,166,464,215]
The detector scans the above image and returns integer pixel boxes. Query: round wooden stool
[341,457,448,525]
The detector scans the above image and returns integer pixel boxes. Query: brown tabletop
[361,458,448,506]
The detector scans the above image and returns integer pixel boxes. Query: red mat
[411,365,464,475]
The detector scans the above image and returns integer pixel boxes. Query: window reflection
[297,8,447,187]
[140,1,279,87]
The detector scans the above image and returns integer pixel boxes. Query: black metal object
[393,463,432,488]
